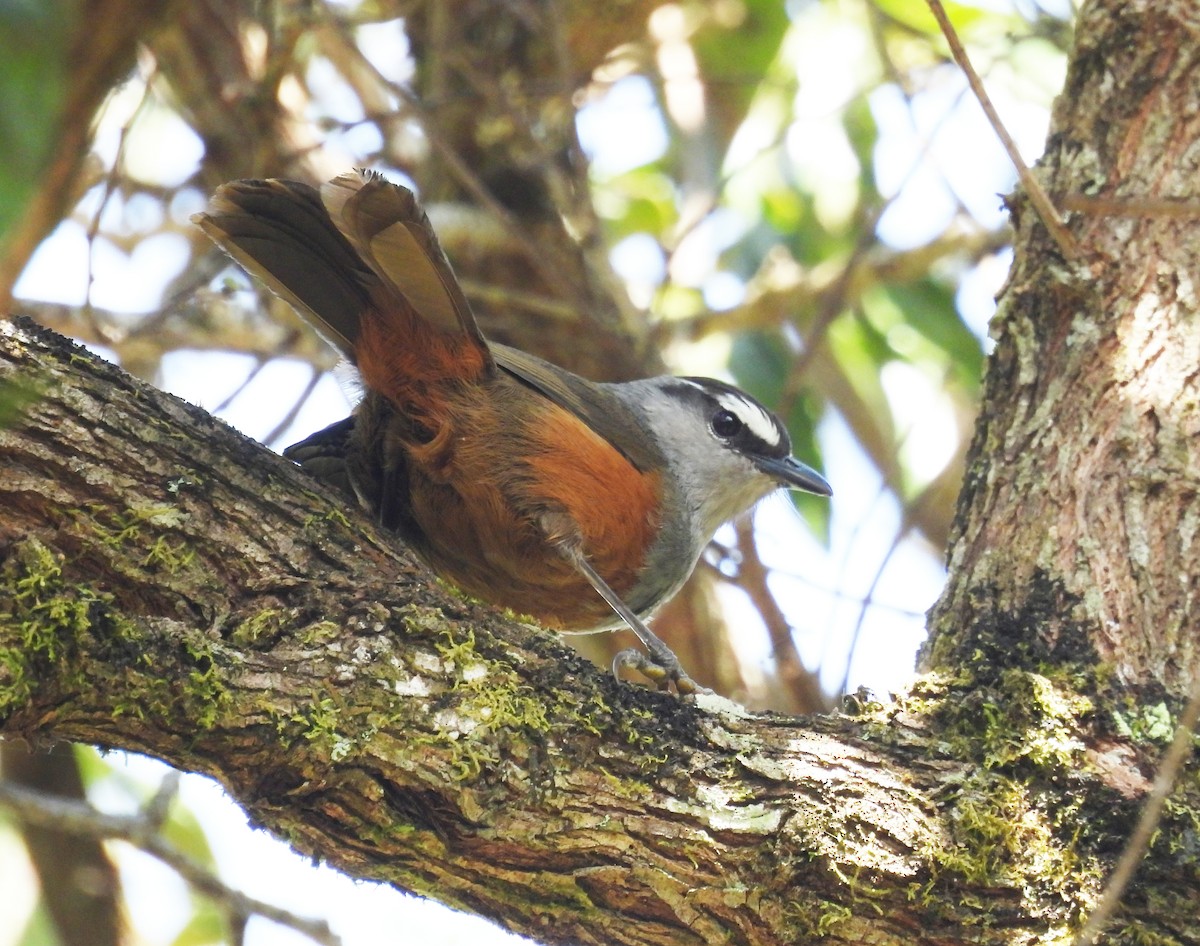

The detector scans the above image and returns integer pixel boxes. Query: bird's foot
[612,646,710,696]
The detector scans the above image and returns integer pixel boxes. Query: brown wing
[492,343,666,475]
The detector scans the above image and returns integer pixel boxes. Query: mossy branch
[0,318,1191,946]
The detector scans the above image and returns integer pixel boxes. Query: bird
[193,169,831,693]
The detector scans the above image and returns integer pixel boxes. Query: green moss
[436,626,481,668]
[1112,922,1184,946]
[297,620,341,646]
[932,771,1096,893]
[64,501,204,586]
[1111,700,1176,745]
[142,535,197,574]
[87,502,186,547]
[0,374,47,427]
[398,605,448,638]
[0,537,129,715]
[165,474,204,495]
[815,899,853,934]
[289,694,369,762]
[784,893,856,939]
[180,636,233,730]
[0,532,240,731]
[267,620,553,777]
[421,627,555,781]
[303,507,353,533]
[229,609,286,648]
[941,668,1093,771]
[228,609,341,650]
[851,662,1114,929]
[324,508,352,529]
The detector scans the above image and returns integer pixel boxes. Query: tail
[193,177,369,355]
[193,170,493,386]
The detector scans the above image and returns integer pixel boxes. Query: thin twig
[311,22,580,305]
[0,778,343,946]
[706,550,927,620]
[1060,194,1200,217]
[385,92,580,306]
[835,525,909,699]
[732,517,830,713]
[1070,671,1200,945]
[925,0,1079,259]
[82,71,159,345]
[214,354,269,415]
[263,364,326,448]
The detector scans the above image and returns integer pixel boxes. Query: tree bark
[926,0,1200,697]
[0,302,1190,946]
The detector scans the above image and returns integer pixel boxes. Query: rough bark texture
[0,318,944,946]
[925,0,1200,697]
[0,306,1193,946]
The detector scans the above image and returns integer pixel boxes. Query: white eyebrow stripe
[714,391,782,447]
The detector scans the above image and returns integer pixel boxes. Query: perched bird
[194,170,831,692]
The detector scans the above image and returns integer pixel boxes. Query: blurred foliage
[0,1,70,239]
[0,1,1074,944]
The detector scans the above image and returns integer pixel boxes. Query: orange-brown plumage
[194,169,833,692]
[355,301,491,407]
[355,368,664,629]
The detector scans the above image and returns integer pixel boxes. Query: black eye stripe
[673,377,794,459]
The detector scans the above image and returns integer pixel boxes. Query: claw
[612,647,709,696]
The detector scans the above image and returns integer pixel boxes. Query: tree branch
[0,317,1179,946]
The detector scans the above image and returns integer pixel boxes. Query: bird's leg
[548,533,707,695]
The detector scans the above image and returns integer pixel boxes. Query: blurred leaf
[847,301,896,368]
[75,744,219,873]
[15,900,59,946]
[160,792,219,871]
[760,186,807,237]
[825,310,898,455]
[74,751,231,944]
[75,745,159,805]
[842,94,880,201]
[74,748,218,869]
[692,0,791,153]
[883,279,984,390]
[657,282,707,320]
[171,897,231,946]
[871,0,987,37]
[596,165,678,240]
[0,0,72,243]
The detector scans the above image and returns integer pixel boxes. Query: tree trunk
[3,1,1200,943]
[926,0,1200,697]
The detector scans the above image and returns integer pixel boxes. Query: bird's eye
[711,409,742,438]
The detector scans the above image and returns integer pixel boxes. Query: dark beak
[756,456,833,497]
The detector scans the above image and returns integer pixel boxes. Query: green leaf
[882,280,984,390]
[0,0,73,243]
[171,897,232,946]
[594,165,677,241]
[691,0,791,154]
[871,0,987,38]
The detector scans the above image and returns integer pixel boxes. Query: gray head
[620,375,831,546]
